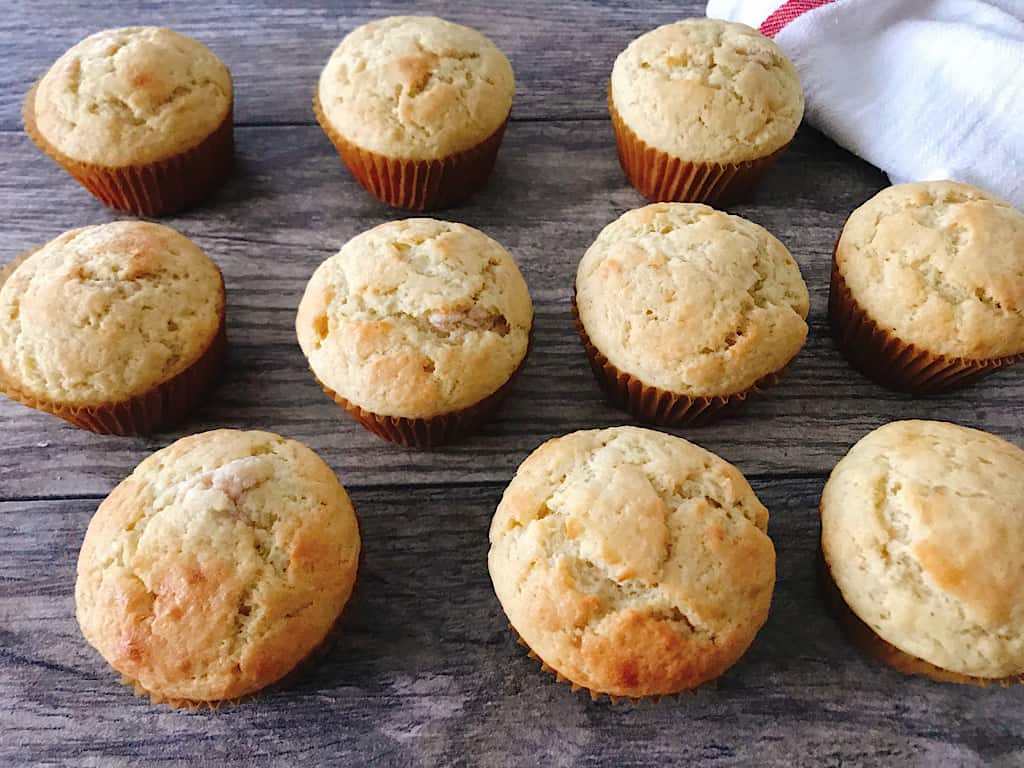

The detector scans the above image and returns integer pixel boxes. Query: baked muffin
[489,426,775,700]
[610,18,803,205]
[315,16,514,210]
[0,221,225,434]
[296,218,532,447]
[574,203,809,425]
[830,181,1024,393]
[25,26,233,217]
[821,420,1024,685]
[76,429,361,706]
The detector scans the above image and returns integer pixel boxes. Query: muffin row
[23,18,805,216]
[4,179,1023,442]
[72,416,1024,706]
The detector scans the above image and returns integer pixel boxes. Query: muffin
[0,221,225,434]
[75,429,361,706]
[315,16,514,210]
[609,18,803,205]
[25,26,233,217]
[574,203,809,425]
[296,218,532,448]
[821,420,1024,685]
[830,181,1024,393]
[489,426,776,700]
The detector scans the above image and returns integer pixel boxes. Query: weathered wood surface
[3,483,1023,767]
[1,1,1023,766]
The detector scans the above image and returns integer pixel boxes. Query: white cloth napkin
[706,0,1024,208]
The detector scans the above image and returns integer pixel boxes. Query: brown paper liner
[314,351,527,449]
[23,83,234,217]
[608,84,789,206]
[572,296,785,427]
[313,92,508,211]
[819,553,1021,687]
[828,251,1023,394]
[511,626,710,704]
[0,252,226,435]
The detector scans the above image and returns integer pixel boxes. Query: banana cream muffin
[821,420,1024,684]
[830,181,1024,392]
[575,203,809,425]
[610,18,803,204]
[489,426,776,699]
[0,221,225,434]
[76,429,361,705]
[296,218,532,447]
[315,15,515,210]
[25,26,233,216]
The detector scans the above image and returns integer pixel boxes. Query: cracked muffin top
[317,15,514,159]
[610,18,803,163]
[296,218,532,419]
[488,426,776,697]
[29,26,232,166]
[821,420,1024,679]
[0,221,223,405]
[835,181,1024,359]
[575,203,809,396]
[75,429,360,703]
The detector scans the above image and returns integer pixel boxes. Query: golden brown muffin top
[75,429,361,703]
[489,426,775,698]
[821,420,1024,679]
[610,19,803,163]
[836,181,1024,359]
[296,218,532,419]
[30,27,232,166]
[576,203,809,396]
[0,221,223,405]
[317,16,514,159]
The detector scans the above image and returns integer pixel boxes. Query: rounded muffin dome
[318,16,514,160]
[821,420,1024,680]
[75,429,361,704]
[489,426,776,698]
[31,26,232,167]
[576,202,809,397]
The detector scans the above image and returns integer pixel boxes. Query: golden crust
[821,420,1024,679]
[610,19,803,164]
[835,181,1024,359]
[317,16,514,160]
[488,426,775,698]
[296,218,532,419]
[0,221,223,406]
[576,203,808,396]
[31,27,232,167]
[75,429,360,703]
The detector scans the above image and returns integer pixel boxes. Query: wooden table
[2,2,1022,765]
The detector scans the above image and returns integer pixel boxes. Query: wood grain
[1,121,1021,498]
[2,1,1023,765]
[2,482,1022,767]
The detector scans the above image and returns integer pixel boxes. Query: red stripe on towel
[759,0,835,38]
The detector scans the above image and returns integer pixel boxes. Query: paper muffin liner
[828,250,1023,394]
[23,83,234,217]
[819,553,1021,688]
[0,253,226,435]
[572,296,784,427]
[313,92,508,211]
[511,626,710,704]
[608,85,788,206]
[314,352,527,449]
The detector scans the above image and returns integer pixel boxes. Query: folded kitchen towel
[706,0,1024,207]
